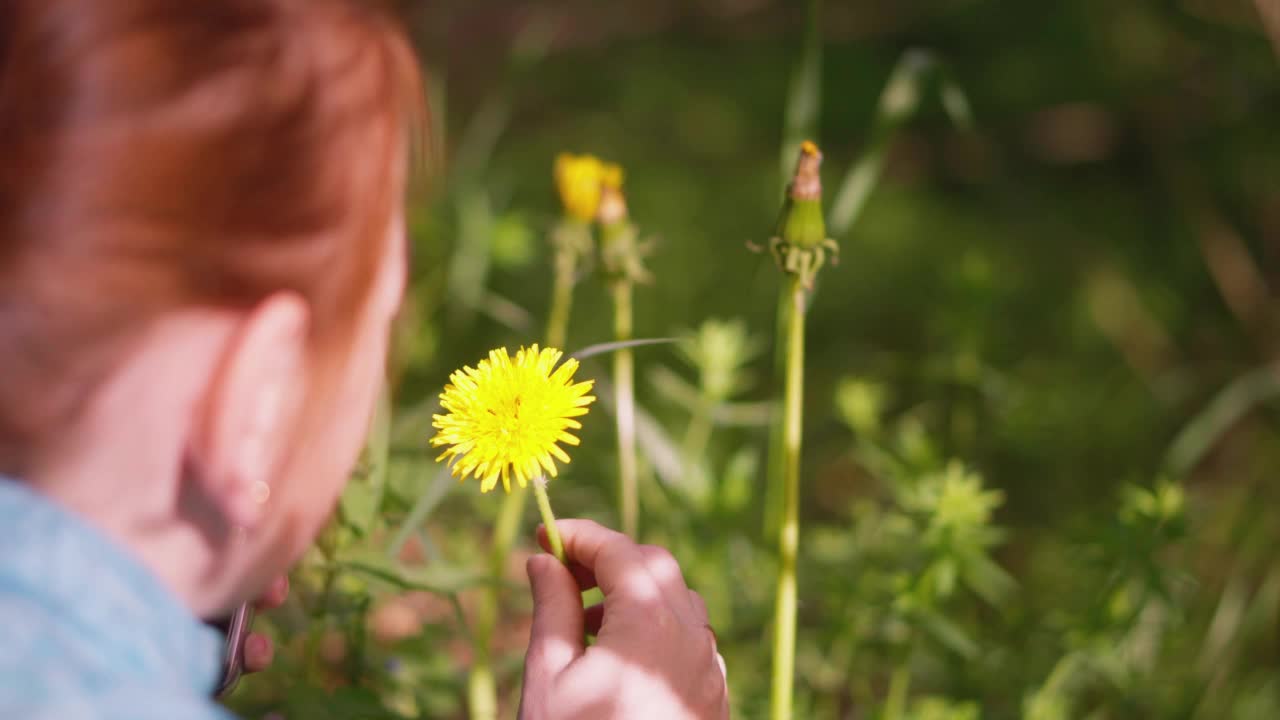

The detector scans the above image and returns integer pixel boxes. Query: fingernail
[527,554,547,579]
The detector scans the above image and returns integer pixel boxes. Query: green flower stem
[469,486,524,720]
[545,222,584,350]
[533,480,567,564]
[611,279,639,537]
[467,662,497,720]
[883,661,911,720]
[763,282,791,540]
[468,222,581,720]
[771,274,806,720]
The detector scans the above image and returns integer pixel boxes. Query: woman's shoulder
[0,479,235,719]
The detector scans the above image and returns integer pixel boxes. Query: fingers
[581,592,708,639]
[688,590,709,624]
[239,577,287,675]
[255,575,289,610]
[524,554,587,680]
[638,545,699,626]
[537,525,597,591]
[690,592,724,682]
[546,520,660,605]
[242,633,274,673]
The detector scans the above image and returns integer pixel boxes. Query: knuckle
[640,544,677,565]
[640,546,684,582]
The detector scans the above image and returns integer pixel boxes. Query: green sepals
[599,218,652,285]
[783,197,827,250]
[753,186,839,289]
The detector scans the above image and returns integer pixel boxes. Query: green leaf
[337,551,493,596]
[719,447,759,514]
[962,552,1017,606]
[917,607,979,659]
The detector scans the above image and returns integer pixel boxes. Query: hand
[519,520,729,720]
[243,575,289,673]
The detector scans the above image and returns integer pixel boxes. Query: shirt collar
[0,477,225,696]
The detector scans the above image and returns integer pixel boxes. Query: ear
[187,292,310,530]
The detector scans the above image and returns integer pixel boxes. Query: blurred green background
[230,1,1280,718]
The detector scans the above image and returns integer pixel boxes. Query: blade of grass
[571,336,678,360]
[386,465,455,561]
[828,50,973,239]
[780,0,823,189]
[1166,363,1280,476]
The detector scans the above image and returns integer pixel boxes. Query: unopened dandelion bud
[597,162,628,225]
[789,140,823,202]
[601,162,624,191]
[595,162,651,285]
[554,153,606,223]
[758,140,838,288]
[782,141,826,250]
[597,184,629,226]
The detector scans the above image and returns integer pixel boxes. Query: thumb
[524,554,586,681]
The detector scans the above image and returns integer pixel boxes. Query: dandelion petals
[428,345,595,494]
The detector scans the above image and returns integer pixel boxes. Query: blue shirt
[0,478,235,719]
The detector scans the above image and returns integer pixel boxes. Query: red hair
[0,0,422,473]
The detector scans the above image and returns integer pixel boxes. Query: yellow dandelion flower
[430,345,596,494]
[554,153,605,222]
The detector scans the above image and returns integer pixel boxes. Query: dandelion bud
[597,186,628,226]
[758,140,837,287]
[789,140,823,202]
[597,165,629,226]
[554,153,605,222]
[780,140,827,251]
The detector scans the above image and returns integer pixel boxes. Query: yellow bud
[601,162,624,190]
[554,153,605,222]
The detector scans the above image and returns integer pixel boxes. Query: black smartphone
[212,602,255,698]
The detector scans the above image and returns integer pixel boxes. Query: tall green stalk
[544,227,578,350]
[760,139,831,720]
[883,662,911,720]
[766,0,822,542]
[468,219,583,720]
[598,175,645,538]
[767,45,973,541]
[771,274,807,720]
[611,280,638,536]
[762,282,792,539]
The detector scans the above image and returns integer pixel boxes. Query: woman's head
[0,0,421,613]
